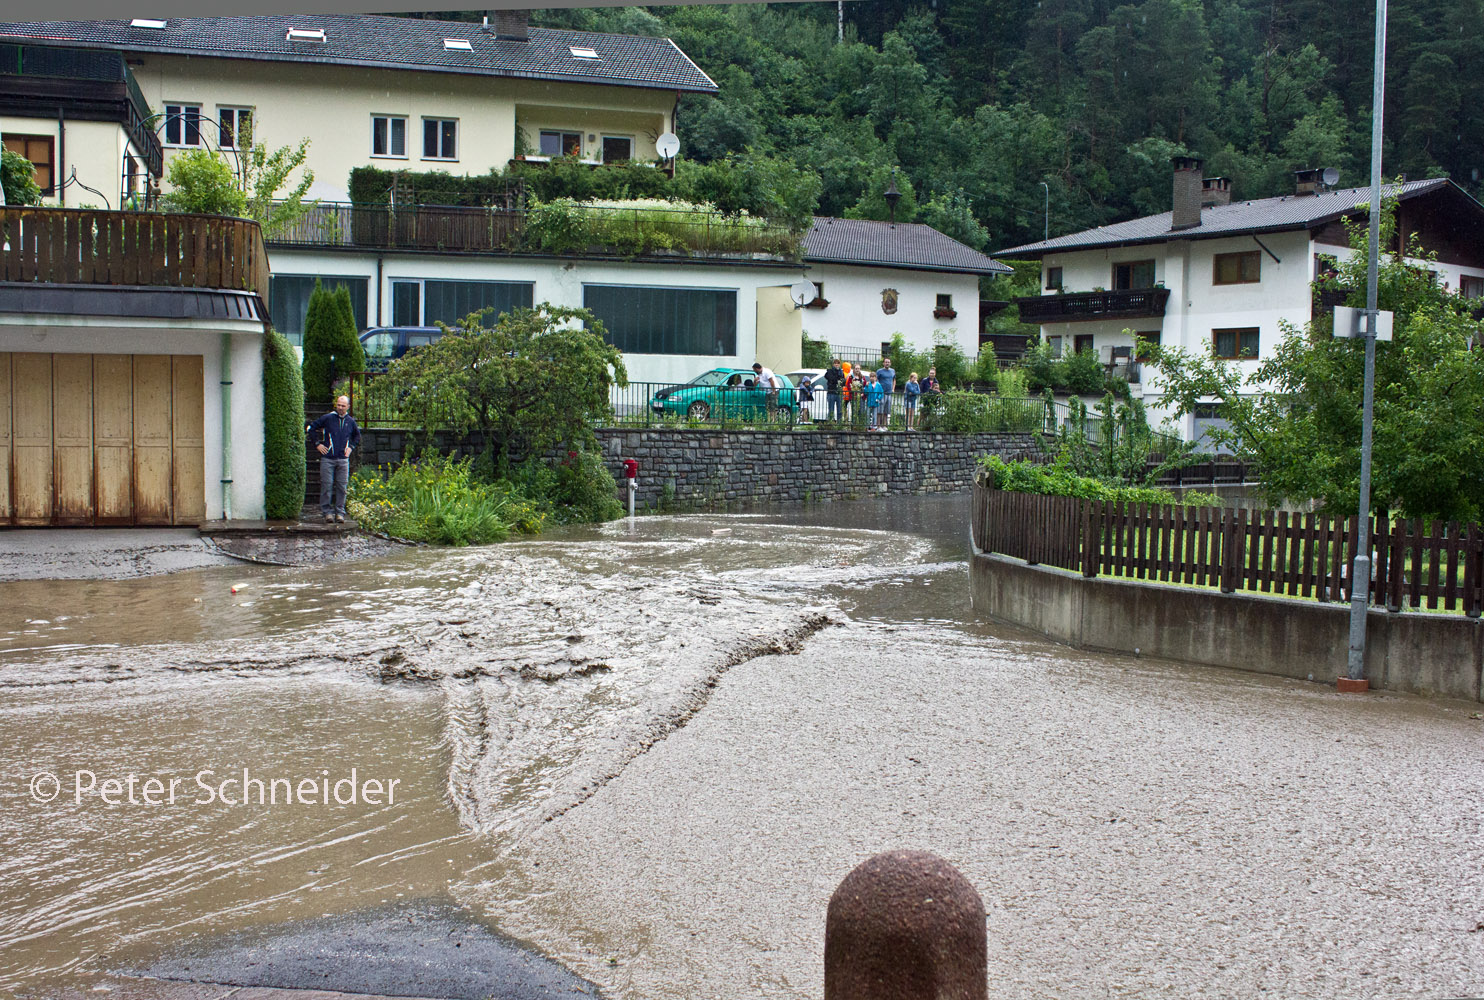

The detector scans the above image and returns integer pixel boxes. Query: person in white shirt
[752,362,780,417]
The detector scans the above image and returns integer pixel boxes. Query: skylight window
[130,18,167,29]
[285,27,326,43]
[568,46,600,59]
[443,38,472,50]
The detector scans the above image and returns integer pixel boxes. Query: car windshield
[687,370,730,387]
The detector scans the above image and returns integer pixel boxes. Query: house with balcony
[0,41,163,208]
[0,14,1014,387]
[798,217,1011,360]
[0,206,271,525]
[999,158,1484,443]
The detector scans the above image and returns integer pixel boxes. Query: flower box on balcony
[933,307,957,319]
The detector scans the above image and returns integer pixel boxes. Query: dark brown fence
[972,478,1484,616]
[0,207,270,298]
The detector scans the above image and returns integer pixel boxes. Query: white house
[800,217,1010,360]
[999,158,1484,444]
[0,13,713,204]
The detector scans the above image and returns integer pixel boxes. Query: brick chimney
[489,9,528,41]
[1201,176,1232,207]
[1170,155,1204,231]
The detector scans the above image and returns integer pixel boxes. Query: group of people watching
[797,358,942,431]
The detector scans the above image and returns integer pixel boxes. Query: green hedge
[262,328,306,519]
[979,455,1217,507]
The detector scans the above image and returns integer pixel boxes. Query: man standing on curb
[875,357,896,430]
[306,395,361,523]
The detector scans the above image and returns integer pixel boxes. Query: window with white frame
[163,103,202,147]
[600,135,633,163]
[422,118,457,160]
[372,115,407,158]
[539,130,581,157]
[218,106,253,149]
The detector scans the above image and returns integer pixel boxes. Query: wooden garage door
[0,353,206,526]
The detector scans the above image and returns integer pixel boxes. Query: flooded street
[2,494,1482,999]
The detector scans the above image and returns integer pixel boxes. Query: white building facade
[1001,163,1484,445]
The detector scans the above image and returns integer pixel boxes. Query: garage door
[0,353,205,526]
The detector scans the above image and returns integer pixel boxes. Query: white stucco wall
[0,316,266,520]
[1,117,145,209]
[268,248,802,385]
[128,56,673,203]
[797,264,981,357]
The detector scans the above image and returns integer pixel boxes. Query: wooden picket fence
[972,477,1484,616]
[0,206,270,298]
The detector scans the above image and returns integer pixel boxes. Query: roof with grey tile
[804,217,1011,275]
[998,178,1459,257]
[0,14,717,93]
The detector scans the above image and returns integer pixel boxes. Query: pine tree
[300,280,364,405]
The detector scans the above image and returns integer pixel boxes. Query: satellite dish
[1321,167,1340,187]
[789,278,818,308]
[656,132,680,159]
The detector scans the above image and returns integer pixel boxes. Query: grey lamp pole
[1040,181,1049,241]
[1346,0,1388,683]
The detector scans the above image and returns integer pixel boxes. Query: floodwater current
[2,494,1482,999]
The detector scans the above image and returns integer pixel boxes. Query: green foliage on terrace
[917,391,1046,434]
[524,198,798,257]
[980,455,1217,508]
[347,147,820,236]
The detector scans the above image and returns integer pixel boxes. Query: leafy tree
[366,304,627,474]
[161,149,247,216]
[1147,202,1484,521]
[1,149,42,206]
[241,134,316,239]
[301,278,364,404]
[1054,393,1197,486]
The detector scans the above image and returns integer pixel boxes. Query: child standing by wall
[903,372,921,430]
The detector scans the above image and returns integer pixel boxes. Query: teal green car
[649,368,799,424]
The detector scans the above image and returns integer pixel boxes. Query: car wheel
[687,401,711,420]
[777,405,796,426]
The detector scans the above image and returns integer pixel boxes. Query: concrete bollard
[825,849,987,1000]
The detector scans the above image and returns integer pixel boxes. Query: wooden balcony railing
[0,207,270,298]
[1016,287,1171,324]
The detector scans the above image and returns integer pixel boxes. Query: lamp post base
[1337,677,1371,694]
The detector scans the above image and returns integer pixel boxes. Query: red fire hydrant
[621,459,638,517]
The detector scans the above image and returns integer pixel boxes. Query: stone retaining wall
[358,428,1046,509]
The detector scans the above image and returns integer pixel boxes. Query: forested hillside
[422,2,1484,251]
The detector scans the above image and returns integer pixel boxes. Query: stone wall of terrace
[356,428,1046,510]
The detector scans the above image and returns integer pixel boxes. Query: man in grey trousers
[306,395,361,523]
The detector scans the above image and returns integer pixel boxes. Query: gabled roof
[0,15,718,94]
[998,177,1462,257]
[804,217,1011,275]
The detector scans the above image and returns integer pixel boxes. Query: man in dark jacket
[306,395,361,523]
[823,358,845,422]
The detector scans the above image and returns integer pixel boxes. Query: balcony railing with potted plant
[265,199,803,260]
[1015,287,1171,323]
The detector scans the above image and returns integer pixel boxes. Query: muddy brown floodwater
[2,494,1483,999]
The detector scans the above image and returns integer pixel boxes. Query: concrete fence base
[970,551,1484,702]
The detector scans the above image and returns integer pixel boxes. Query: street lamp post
[1345,0,1388,686]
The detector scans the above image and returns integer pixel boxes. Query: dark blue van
[359,326,447,372]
